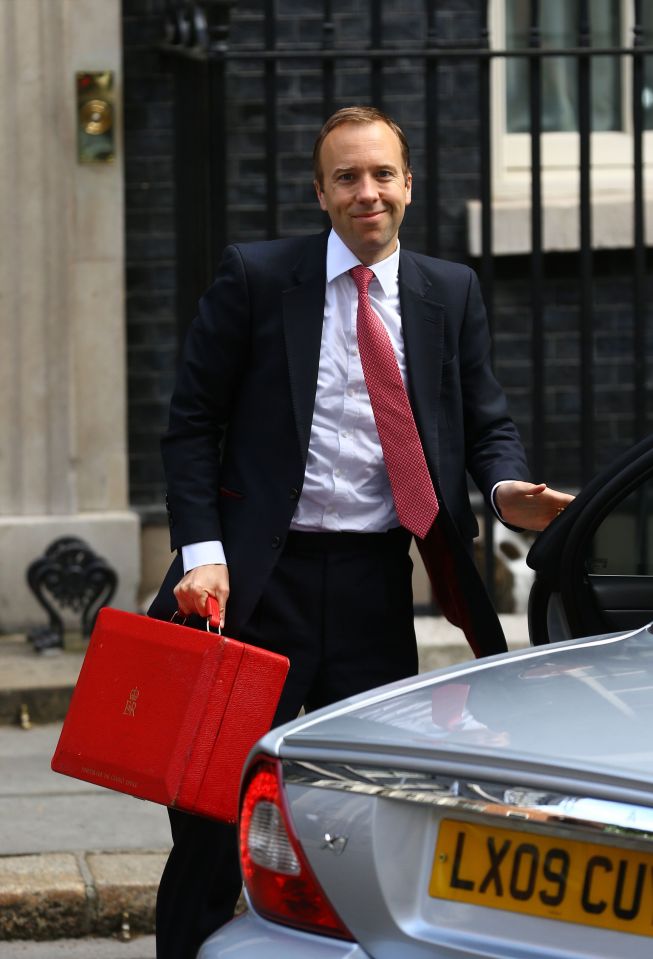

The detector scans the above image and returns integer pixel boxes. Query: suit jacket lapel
[399,250,445,482]
[282,232,329,463]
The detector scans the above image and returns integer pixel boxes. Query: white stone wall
[0,0,138,630]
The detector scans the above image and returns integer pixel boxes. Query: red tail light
[239,755,353,940]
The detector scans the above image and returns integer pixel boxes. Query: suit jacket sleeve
[161,244,251,551]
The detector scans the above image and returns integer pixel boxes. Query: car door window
[528,439,653,643]
[585,479,653,576]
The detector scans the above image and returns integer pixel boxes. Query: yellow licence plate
[430,818,653,938]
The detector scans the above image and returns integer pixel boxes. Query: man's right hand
[173,563,230,628]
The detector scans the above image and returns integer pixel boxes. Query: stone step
[0,851,165,942]
[0,636,82,727]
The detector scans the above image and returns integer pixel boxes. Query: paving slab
[0,636,83,690]
[0,937,155,958]
[415,612,529,672]
[0,937,155,959]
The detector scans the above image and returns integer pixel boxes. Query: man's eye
[338,173,354,182]
[377,170,393,178]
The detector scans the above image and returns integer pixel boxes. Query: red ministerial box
[51,607,289,823]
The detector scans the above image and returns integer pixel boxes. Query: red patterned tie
[350,265,439,539]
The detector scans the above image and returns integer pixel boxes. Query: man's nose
[355,174,379,203]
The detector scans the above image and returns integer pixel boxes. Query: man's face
[314,121,412,265]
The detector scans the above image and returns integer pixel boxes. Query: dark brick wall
[492,251,653,487]
[223,0,483,257]
[122,0,652,511]
[123,0,176,512]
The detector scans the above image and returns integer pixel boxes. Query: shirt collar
[326,229,400,298]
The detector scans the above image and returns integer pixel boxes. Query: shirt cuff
[490,480,515,521]
[181,541,227,573]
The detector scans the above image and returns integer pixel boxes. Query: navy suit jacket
[157,231,530,655]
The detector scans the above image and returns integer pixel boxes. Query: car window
[585,477,653,575]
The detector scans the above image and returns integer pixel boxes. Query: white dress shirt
[289,230,402,533]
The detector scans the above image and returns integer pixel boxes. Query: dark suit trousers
[155,528,417,959]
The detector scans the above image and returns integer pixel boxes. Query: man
[151,106,573,958]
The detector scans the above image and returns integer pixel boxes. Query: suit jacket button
[289,488,299,500]
[271,536,281,549]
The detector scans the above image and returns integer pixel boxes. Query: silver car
[199,436,653,957]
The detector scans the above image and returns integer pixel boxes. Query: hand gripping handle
[172,597,222,633]
[205,595,222,633]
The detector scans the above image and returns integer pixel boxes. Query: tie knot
[349,265,374,294]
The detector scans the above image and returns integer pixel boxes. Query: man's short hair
[312,106,411,187]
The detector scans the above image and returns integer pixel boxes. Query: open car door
[527,434,653,646]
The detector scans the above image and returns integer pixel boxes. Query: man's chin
[352,224,390,246]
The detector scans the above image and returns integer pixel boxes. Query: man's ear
[314,179,328,211]
[404,171,413,206]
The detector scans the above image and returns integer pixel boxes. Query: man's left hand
[495,481,575,532]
